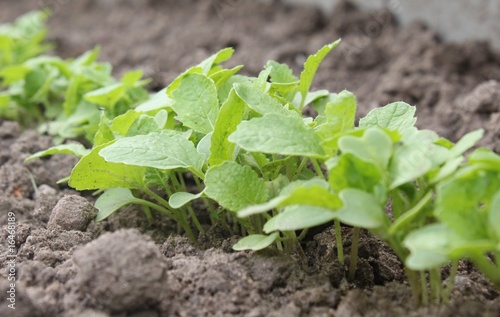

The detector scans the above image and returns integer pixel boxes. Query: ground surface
[1,0,500,316]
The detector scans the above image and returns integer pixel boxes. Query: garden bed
[1,0,499,316]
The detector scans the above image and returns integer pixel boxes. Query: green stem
[134,198,177,221]
[429,268,442,304]
[389,191,432,236]
[186,205,204,234]
[292,157,308,181]
[348,227,361,281]
[444,261,458,304]
[407,268,422,307]
[420,271,429,306]
[391,189,406,219]
[334,219,344,264]
[310,158,325,180]
[472,254,500,289]
[297,228,309,241]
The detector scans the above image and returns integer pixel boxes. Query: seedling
[23,32,500,303]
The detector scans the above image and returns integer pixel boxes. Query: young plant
[0,44,150,142]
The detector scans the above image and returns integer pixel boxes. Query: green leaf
[329,153,385,194]
[338,127,393,169]
[264,205,336,233]
[436,169,499,240]
[232,232,279,251]
[84,83,125,109]
[95,187,142,221]
[209,89,245,166]
[359,102,416,132]
[135,88,173,112]
[469,148,500,172]
[198,47,234,74]
[337,188,388,229]
[233,83,296,117]
[404,224,457,270]
[229,114,325,157]
[169,191,204,209]
[490,191,500,241]
[210,65,243,88]
[238,178,339,218]
[69,143,147,190]
[266,60,299,84]
[298,40,341,109]
[99,131,205,175]
[205,161,268,212]
[171,73,219,134]
[316,90,357,153]
[449,129,484,157]
[25,143,89,161]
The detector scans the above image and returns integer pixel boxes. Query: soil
[1,0,500,316]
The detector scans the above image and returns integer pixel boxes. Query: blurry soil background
[1,0,500,316]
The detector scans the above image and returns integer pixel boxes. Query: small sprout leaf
[169,191,204,209]
[95,187,142,221]
[205,161,268,212]
[25,143,89,161]
[232,232,279,251]
[337,188,387,229]
[263,205,336,233]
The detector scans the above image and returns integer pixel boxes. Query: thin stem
[389,191,432,236]
[407,268,422,307]
[297,228,309,241]
[420,271,429,306]
[186,205,204,234]
[310,158,325,180]
[292,157,309,181]
[134,198,177,221]
[444,261,458,304]
[429,268,442,304]
[334,219,344,264]
[348,227,361,281]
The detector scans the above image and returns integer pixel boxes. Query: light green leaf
[338,127,393,169]
[232,232,279,251]
[171,73,219,134]
[69,143,146,190]
[169,191,204,209]
[263,205,336,233]
[198,47,234,74]
[98,131,205,175]
[449,129,484,157]
[209,89,245,166]
[298,40,341,109]
[95,187,142,221]
[84,83,125,109]
[25,143,89,161]
[229,114,325,157]
[233,83,296,117]
[329,153,385,194]
[205,161,268,212]
[266,60,299,84]
[337,188,388,229]
[210,65,243,88]
[436,169,499,240]
[135,88,173,112]
[359,102,416,132]
[404,224,456,270]
[489,191,500,241]
[316,90,357,154]
[238,178,339,217]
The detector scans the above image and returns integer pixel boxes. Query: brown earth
[1,0,499,316]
